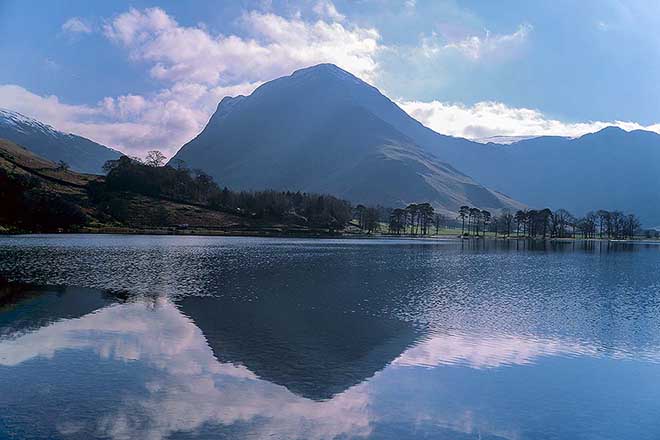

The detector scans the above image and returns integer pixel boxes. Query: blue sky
[1,0,659,155]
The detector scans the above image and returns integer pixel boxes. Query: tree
[389,208,406,234]
[356,207,380,233]
[551,209,573,238]
[406,203,419,235]
[596,210,610,238]
[144,150,167,167]
[625,214,641,239]
[581,211,598,239]
[355,204,367,230]
[609,211,624,238]
[514,210,526,237]
[481,210,491,237]
[458,205,470,235]
[539,208,552,238]
[500,209,514,237]
[527,210,538,237]
[434,213,446,235]
[490,215,500,236]
[469,207,481,236]
[417,203,434,235]
[57,160,70,171]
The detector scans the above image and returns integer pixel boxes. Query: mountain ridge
[0,108,121,174]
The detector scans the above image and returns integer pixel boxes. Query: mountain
[171,64,524,215]
[0,109,121,174]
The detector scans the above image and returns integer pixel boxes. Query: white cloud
[421,23,532,61]
[62,17,92,34]
[596,20,609,31]
[103,7,379,85]
[399,99,660,140]
[0,81,260,157]
[313,0,345,21]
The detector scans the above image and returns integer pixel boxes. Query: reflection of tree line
[460,236,641,254]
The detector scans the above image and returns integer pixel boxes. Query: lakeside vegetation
[0,143,656,240]
[0,146,354,234]
[382,203,651,240]
[95,154,353,230]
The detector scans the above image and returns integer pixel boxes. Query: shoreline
[1,227,658,243]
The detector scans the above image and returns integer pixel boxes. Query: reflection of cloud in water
[393,331,599,369]
[0,299,373,440]
[394,328,660,370]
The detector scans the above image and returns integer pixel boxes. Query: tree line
[457,205,643,240]
[387,203,449,235]
[372,200,646,240]
[93,154,353,230]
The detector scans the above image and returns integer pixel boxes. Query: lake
[1,235,660,439]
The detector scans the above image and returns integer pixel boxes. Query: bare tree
[144,150,167,167]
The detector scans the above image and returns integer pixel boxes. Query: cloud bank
[400,99,660,141]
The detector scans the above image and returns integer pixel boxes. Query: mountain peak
[292,62,349,75]
[594,126,626,136]
[599,125,625,133]
[0,108,60,137]
[290,63,365,85]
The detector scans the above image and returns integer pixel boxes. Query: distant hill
[171,64,524,215]
[0,109,121,174]
[409,126,660,225]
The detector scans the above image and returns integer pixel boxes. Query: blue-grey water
[1,235,660,440]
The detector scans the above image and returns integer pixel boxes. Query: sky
[1,0,660,157]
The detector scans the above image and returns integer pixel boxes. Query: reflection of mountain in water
[0,284,423,401]
[0,284,118,337]
[2,284,660,440]
[179,296,422,400]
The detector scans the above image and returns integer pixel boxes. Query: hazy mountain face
[408,125,660,225]
[0,109,121,174]
[171,64,523,214]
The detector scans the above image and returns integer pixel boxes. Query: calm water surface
[1,235,660,439]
